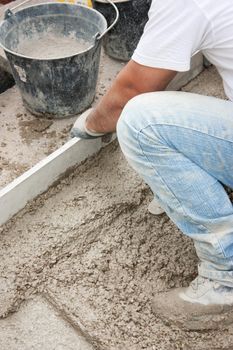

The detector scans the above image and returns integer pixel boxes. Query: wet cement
[17,35,92,59]
[1,66,233,349]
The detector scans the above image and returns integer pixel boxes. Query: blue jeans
[117,91,233,287]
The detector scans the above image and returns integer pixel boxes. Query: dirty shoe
[152,276,233,330]
[71,108,106,139]
[148,198,165,215]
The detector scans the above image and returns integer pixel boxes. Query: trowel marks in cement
[17,34,92,59]
[1,141,233,350]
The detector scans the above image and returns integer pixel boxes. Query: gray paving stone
[0,296,93,350]
[167,52,204,91]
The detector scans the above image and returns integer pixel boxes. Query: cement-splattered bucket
[93,0,151,61]
[0,1,118,118]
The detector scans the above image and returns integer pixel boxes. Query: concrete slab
[0,295,93,350]
[167,52,203,91]
[182,65,226,99]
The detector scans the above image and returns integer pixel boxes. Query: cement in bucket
[0,2,112,118]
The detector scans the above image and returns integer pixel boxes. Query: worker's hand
[85,107,118,134]
[71,108,107,139]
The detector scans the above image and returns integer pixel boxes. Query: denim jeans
[117,91,233,287]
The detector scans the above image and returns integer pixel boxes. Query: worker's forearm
[86,73,140,133]
[85,61,176,133]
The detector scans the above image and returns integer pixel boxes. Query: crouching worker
[71,0,233,330]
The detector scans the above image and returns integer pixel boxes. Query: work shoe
[148,198,165,215]
[152,276,233,330]
[71,108,106,139]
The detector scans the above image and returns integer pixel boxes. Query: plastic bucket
[93,0,151,61]
[0,1,118,118]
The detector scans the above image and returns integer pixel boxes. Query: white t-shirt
[132,0,233,101]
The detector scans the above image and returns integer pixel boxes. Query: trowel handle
[95,0,119,41]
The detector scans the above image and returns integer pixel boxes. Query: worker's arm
[85,60,177,134]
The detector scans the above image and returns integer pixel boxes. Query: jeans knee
[117,95,142,149]
[117,91,183,155]
[117,95,142,129]
[117,91,175,139]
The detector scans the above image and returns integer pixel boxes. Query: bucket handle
[4,0,119,40]
[5,0,119,27]
[94,0,119,41]
[4,0,33,19]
